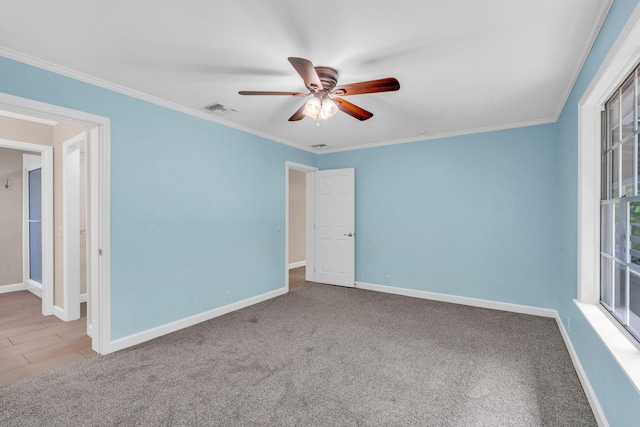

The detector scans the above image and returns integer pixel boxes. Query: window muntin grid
[601,66,640,341]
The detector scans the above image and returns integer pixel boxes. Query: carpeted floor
[0,283,595,426]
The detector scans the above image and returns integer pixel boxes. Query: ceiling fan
[239,57,400,122]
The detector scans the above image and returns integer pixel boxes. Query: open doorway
[285,163,356,290]
[0,92,111,356]
[0,138,54,314]
[288,169,307,289]
[285,162,317,291]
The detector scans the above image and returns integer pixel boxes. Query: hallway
[0,291,95,386]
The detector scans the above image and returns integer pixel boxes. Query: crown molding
[0,47,317,154]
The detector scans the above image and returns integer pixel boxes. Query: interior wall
[554,0,640,426]
[0,115,53,145]
[0,56,317,339]
[318,124,558,308]
[288,170,306,265]
[0,147,33,286]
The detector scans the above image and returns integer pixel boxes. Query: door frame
[22,152,49,304]
[285,161,317,290]
[0,92,111,354]
[60,132,88,322]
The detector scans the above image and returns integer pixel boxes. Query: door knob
[344,232,354,237]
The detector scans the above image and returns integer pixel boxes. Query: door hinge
[98,249,103,256]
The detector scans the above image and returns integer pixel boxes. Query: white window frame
[577,3,640,393]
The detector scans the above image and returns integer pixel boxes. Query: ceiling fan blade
[332,77,400,96]
[288,57,323,91]
[239,91,307,96]
[288,103,307,121]
[334,98,373,121]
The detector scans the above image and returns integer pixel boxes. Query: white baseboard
[555,314,609,427]
[354,281,557,318]
[107,286,289,353]
[54,295,88,321]
[0,283,25,294]
[25,279,42,298]
[53,305,65,320]
[288,260,306,269]
[87,323,93,338]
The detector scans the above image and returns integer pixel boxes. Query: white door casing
[314,168,355,287]
[61,132,88,321]
[23,153,46,300]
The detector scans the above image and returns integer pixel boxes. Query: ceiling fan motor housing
[314,67,339,97]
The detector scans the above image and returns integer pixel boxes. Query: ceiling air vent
[312,144,329,149]
[204,103,236,116]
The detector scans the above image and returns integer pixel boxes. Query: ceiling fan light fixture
[319,98,339,120]
[239,57,399,122]
[303,97,322,119]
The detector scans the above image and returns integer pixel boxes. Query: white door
[314,168,355,287]
[23,154,43,293]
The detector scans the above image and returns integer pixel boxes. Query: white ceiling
[0,0,611,152]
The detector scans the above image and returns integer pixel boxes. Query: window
[577,2,640,395]
[601,65,640,342]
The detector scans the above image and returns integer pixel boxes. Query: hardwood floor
[289,266,308,289]
[0,291,96,387]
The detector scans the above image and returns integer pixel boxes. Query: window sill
[574,299,640,393]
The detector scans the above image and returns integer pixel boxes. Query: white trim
[0,47,316,154]
[0,283,25,294]
[317,118,556,154]
[0,43,608,157]
[288,260,306,269]
[305,172,315,282]
[25,278,42,298]
[22,153,41,298]
[576,1,640,394]
[550,0,614,123]
[354,281,556,318]
[107,287,287,353]
[285,161,318,292]
[555,310,609,427]
[80,293,88,303]
[0,109,57,125]
[62,132,88,321]
[575,300,640,393]
[0,92,111,355]
[53,305,65,320]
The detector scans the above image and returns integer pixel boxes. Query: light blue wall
[319,125,559,308]
[0,56,316,339]
[555,0,640,426]
[318,1,640,425]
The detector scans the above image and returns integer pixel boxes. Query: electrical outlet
[225,290,230,301]
[384,275,391,284]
